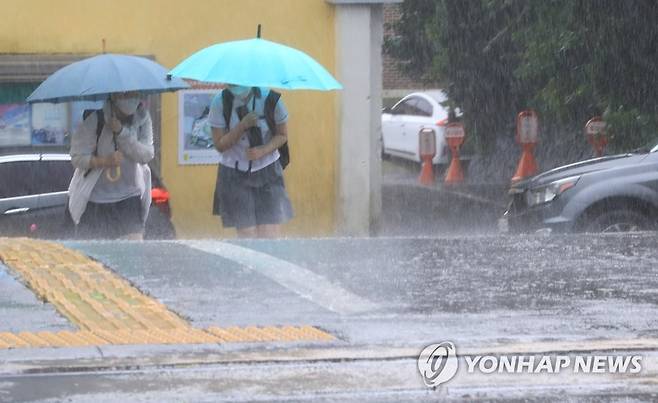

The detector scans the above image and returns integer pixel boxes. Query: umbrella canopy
[27,53,189,103]
[169,38,342,91]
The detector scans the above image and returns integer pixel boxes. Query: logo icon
[418,341,459,387]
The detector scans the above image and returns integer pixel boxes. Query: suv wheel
[584,209,651,233]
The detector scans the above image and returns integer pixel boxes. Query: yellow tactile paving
[0,332,30,348]
[0,238,334,350]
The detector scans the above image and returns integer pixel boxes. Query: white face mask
[115,97,141,115]
[229,85,251,99]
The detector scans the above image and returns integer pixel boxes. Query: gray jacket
[68,102,154,224]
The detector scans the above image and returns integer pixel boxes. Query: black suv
[0,153,175,239]
[502,141,658,233]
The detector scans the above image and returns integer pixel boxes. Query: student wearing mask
[208,84,293,238]
[68,91,154,239]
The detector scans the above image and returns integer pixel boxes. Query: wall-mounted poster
[31,102,69,145]
[0,104,31,147]
[178,90,220,165]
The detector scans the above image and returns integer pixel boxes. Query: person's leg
[253,179,293,239]
[219,169,257,236]
[120,232,144,240]
[113,197,145,240]
[76,202,109,239]
[256,224,281,238]
[236,226,258,238]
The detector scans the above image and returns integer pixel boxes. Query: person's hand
[239,112,258,130]
[110,116,123,134]
[106,151,123,167]
[246,146,268,161]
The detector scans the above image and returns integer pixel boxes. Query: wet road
[1,233,658,401]
[4,353,658,402]
[66,234,658,347]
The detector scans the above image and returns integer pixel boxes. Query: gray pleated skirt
[212,161,293,229]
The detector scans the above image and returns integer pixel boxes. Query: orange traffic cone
[418,155,435,186]
[588,134,608,157]
[585,116,607,157]
[444,144,464,185]
[512,143,538,182]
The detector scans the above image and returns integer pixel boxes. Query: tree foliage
[386,0,658,156]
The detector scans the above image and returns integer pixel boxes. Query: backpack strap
[264,90,289,169]
[81,109,104,139]
[82,109,105,178]
[264,90,280,134]
[222,89,234,129]
[95,109,104,143]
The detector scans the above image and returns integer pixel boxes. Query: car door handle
[3,207,30,215]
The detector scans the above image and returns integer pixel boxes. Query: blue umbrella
[169,32,342,91]
[27,53,189,103]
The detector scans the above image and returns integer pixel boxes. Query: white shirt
[208,88,288,172]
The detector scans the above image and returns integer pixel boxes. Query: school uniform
[208,88,293,229]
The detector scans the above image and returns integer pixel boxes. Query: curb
[3,337,658,376]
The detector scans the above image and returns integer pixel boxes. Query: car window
[391,98,417,115]
[33,160,73,194]
[0,161,36,198]
[392,97,430,117]
[415,98,433,117]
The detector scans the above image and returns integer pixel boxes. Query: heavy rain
[1,0,658,401]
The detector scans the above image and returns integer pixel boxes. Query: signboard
[516,110,539,143]
[0,104,30,147]
[178,89,220,165]
[0,82,72,148]
[585,117,606,136]
[418,127,436,158]
[31,102,69,145]
[445,122,465,139]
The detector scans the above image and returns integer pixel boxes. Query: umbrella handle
[105,166,121,182]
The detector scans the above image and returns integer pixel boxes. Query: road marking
[183,240,378,315]
[0,238,333,349]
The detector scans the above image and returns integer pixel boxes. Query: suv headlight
[526,176,580,207]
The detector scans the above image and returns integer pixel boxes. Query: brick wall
[383,3,436,91]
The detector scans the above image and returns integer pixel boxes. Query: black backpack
[222,88,289,170]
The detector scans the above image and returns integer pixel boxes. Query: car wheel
[584,209,651,233]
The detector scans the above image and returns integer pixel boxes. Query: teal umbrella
[27,53,189,103]
[169,28,342,91]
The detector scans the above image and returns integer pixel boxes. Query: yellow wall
[1,0,337,238]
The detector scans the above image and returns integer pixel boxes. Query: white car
[381,90,455,164]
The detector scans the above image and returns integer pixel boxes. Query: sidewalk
[0,238,333,352]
